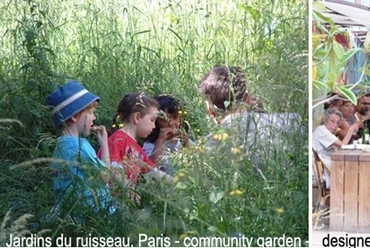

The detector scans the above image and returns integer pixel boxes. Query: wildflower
[118,123,124,128]
[180,233,187,240]
[213,132,229,141]
[112,124,116,128]
[231,147,241,154]
[196,128,200,132]
[173,176,179,183]
[276,208,284,214]
[230,189,243,196]
[178,172,186,177]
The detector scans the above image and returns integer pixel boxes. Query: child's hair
[144,94,182,143]
[199,65,247,111]
[109,92,159,135]
[72,101,99,121]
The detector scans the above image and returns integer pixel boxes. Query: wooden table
[330,149,370,232]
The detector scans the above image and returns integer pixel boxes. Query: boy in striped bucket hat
[46,81,116,218]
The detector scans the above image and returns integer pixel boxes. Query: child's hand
[181,130,190,147]
[92,125,108,145]
[158,127,177,141]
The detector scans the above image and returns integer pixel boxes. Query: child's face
[77,108,97,136]
[157,111,180,129]
[136,106,158,138]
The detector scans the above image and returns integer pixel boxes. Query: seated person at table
[353,93,370,140]
[354,92,370,122]
[314,92,343,128]
[336,100,361,143]
[313,107,360,188]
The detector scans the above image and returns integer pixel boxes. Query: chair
[312,147,331,229]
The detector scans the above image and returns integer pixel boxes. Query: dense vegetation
[0,0,308,246]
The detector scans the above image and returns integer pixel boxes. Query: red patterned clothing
[98,130,154,183]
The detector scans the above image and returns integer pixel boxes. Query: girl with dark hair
[142,94,192,175]
[97,92,173,186]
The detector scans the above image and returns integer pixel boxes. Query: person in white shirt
[313,107,360,188]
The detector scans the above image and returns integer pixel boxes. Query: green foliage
[0,0,308,246]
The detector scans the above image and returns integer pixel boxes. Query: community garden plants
[0,0,308,246]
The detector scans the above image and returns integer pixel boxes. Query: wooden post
[343,150,361,232]
[331,150,345,231]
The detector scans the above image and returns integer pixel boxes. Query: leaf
[329,45,337,70]
[242,5,260,21]
[312,42,326,57]
[209,190,224,204]
[312,11,329,34]
[338,86,357,106]
[312,10,336,32]
[336,48,362,74]
[207,226,218,232]
[328,72,337,88]
[312,80,331,91]
[332,40,345,62]
[360,65,370,77]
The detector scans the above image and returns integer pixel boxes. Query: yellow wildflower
[118,123,124,128]
[214,133,228,141]
[230,189,243,196]
[173,176,179,183]
[178,172,186,177]
[276,208,284,214]
[231,147,241,154]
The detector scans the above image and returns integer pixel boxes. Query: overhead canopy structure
[316,0,370,41]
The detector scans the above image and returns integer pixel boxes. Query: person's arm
[94,125,110,165]
[336,120,361,141]
[147,167,173,182]
[135,156,173,182]
[149,127,176,164]
[332,122,360,149]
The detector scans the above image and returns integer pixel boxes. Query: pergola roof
[316,0,370,41]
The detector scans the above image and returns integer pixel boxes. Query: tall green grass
[0,0,308,246]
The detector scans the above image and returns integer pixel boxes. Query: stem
[163,200,167,232]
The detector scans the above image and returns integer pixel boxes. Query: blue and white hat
[47,81,100,127]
